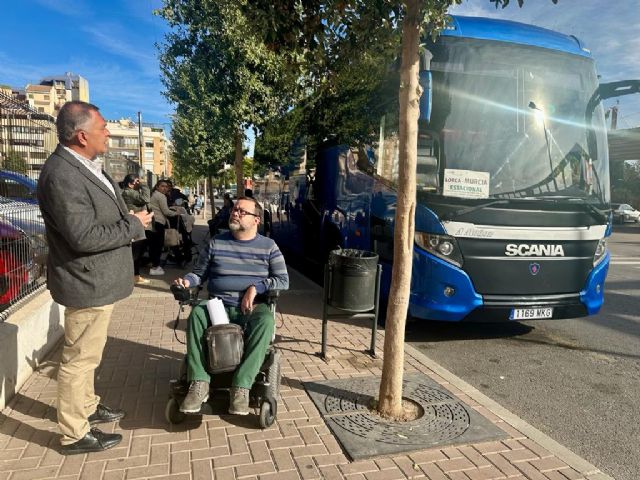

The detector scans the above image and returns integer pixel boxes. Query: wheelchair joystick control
[171,284,192,303]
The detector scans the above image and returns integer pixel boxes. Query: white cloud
[31,0,90,17]
[81,24,161,78]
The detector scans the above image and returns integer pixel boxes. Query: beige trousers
[57,304,113,445]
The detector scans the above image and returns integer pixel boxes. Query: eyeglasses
[230,207,258,217]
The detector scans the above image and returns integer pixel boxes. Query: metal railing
[0,199,48,321]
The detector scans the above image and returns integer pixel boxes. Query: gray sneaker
[180,380,209,413]
[229,387,250,415]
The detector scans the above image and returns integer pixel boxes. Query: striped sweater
[184,231,289,307]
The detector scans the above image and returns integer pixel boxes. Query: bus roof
[442,15,591,59]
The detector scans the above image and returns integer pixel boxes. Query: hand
[173,277,190,288]
[133,209,153,228]
[241,285,257,314]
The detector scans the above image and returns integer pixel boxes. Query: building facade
[104,119,173,182]
[0,90,57,179]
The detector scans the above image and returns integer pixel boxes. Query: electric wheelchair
[165,285,281,428]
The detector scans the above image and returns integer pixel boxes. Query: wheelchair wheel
[259,401,275,428]
[165,398,186,425]
[267,350,281,400]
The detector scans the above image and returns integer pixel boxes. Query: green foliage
[2,151,28,174]
[249,1,466,169]
[612,161,640,208]
[157,0,303,179]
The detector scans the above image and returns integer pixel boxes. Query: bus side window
[417,131,439,191]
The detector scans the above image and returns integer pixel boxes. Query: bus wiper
[442,199,512,221]
[536,195,608,223]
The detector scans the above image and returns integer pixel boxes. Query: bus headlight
[415,232,463,267]
[593,237,607,266]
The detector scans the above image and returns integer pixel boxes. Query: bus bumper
[579,251,609,315]
[409,249,610,322]
[409,248,483,321]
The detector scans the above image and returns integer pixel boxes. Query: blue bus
[264,16,622,322]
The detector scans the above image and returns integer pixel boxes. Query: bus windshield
[420,37,610,206]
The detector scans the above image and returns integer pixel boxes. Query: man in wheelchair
[173,196,289,415]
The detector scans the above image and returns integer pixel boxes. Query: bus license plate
[509,307,553,320]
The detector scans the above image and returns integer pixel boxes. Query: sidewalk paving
[0,224,613,480]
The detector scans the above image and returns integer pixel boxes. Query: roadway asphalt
[406,222,640,480]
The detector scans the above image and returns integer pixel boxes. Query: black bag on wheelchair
[204,324,244,373]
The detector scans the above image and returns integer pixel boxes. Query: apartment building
[0,90,57,178]
[25,84,56,116]
[104,118,172,181]
[39,73,89,117]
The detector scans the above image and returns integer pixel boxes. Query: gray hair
[56,101,101,144]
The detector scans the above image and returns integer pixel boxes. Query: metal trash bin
[328,249,379,312]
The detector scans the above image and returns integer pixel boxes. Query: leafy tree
[160,0,558,420]
[2,151,28,174]
[169,109,231,185]
[612,161,640,208]
[248,0,558,419]
[158,0,302,198]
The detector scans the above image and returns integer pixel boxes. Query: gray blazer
[37,145,146,308]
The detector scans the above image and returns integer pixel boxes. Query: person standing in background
[148,179,178,275]
[120,173,151,285]
[37,101,153,454]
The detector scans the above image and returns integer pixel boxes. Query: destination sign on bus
[443,169,490,199]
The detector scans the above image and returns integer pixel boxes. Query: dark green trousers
[186,302,274,389]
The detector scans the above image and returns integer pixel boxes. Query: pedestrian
[173,196,289,414]
[37,101,153,454]
[193,193,204,215]
[208,193,233,236]
[147,179,178,275]
[166,180,190,211]
[120,173,151,285]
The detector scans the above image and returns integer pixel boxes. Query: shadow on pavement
[406,320,533,342]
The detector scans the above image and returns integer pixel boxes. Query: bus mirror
[419,71,432,123]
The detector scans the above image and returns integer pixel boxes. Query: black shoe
[88,404,126,425]
[60,428,122,455]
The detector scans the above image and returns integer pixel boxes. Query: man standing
[174,196,288,415]
[38,101,153,454]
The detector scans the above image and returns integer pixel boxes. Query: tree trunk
[207,173,215,216]
[235,129,244,197]
[377,0,421,419]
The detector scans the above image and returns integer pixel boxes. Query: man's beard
[228,221,242,232]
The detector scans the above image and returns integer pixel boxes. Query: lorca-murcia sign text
[443,169,490,199]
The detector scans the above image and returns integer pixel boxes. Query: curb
[404,342,614,480]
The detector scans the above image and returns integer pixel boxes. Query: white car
[611,203,640,224]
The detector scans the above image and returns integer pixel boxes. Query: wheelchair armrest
[266,290,280,305]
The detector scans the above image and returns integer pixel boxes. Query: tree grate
[304,373,507,459]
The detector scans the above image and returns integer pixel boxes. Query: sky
[0,0,639,150]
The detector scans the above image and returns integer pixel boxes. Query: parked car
[0,170,38,204]
[0,197,47,309]
[611,203,640,224]
[225,184,238,198]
